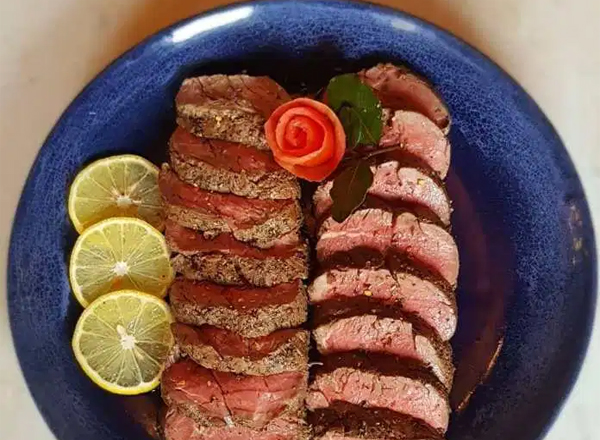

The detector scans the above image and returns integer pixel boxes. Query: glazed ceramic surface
[7,1,596,440]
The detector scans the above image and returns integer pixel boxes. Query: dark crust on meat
[164,202,303,249]
[173,325,310,375]
[165,220,309,285]
[310,259,458,326]
[309,262,457,342]
[178,111,269,149]
[170,150,300,200]
[171,250,309,287]
[316,191,451,231]
[162,406,312,440]
[310,403,443,440]
[172,396,307,431]
[311,294,455,334]
[170,282,308,338]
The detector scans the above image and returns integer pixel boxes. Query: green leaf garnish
[330,161,374,222]
[326,74,383,148]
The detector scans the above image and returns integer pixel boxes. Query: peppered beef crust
[311,403,443,440]
[169,279,307,338]
[171,150,300,200]
[171,252,308,287]
[163,407,311,440]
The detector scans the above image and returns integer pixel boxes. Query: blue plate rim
[7,1,597,440]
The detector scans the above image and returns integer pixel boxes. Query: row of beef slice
[172,323,309,376]
[162,74,310,440]
[309,63,457,440]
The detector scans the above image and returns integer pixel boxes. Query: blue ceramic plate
[8,1,596,439]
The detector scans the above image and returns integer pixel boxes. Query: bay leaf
[326,74,383,147]
[330,161,374,222]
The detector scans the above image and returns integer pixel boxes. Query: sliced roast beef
[307,353,450,433]
[317,208,394,265]
[393,211,459,286]
[160,165,302,248]
[309,268,457,341]
[379,111,450,179]
[313,315,454,389]
[166,220,308,286]
[311,403,444,440]
[172,323,309,375]
[162,359,306,429]
[176,74,290,149]
[317,209,459,287]
[314,162,451,226]
[163,408,310,440]
[170,127,300,199]
[359,64,450,135]
[169,279,306,338]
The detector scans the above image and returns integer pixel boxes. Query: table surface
[1,1,599,439]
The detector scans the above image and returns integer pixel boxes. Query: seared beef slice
[176,74,290,149]
[307,64,456,439]
[169,279,307,337]
[307,354,450,433]
[162,359,307,429]
[160,165,302,247]
[163,407,309,440]
[314,161,451,226]
[172,323,309,375]
[313,315,454,389]
[311,404,443,440]
[170,126,300,199]
[166,220,308,287]
[317,209,459,287]
[359,64,450,135]
[309,268,457,341]
[379,110,450,179]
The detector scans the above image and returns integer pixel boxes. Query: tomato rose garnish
[265,98,346,182]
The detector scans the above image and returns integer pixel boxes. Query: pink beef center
[170,126,281,173]
[173,323,300,359]
[170,280,301,310]
[163,360,304,425]
[165,220,301,259]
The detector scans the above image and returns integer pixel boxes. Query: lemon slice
[68,154,162,234]
[72,290,174,395]
[69,217,174,307]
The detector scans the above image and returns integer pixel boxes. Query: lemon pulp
[68,154,162,233]
[72,290,174,395]
[69,217,173,307]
